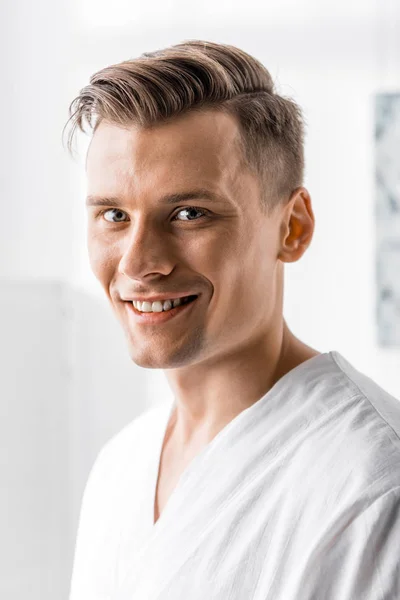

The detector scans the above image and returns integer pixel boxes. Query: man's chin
[126,342,203,370]
[126,345,182,370]
[129,354,169,369]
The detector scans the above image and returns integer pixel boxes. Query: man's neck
[163,321,320,448]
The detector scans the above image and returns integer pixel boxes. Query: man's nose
[118,220,175,280]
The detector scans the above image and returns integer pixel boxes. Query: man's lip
[121,293,199,303]
[126,294,199,323]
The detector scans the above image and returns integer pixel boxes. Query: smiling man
[66,41,400,599]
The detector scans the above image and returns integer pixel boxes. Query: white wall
[1,0,399,598]
[0,282,71,598]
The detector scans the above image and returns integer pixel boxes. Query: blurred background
[1,0,399,597]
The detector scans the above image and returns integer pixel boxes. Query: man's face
[86,110,285,369]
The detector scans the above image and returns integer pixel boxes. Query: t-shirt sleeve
[302,486,400,599]
[68,446,118,600]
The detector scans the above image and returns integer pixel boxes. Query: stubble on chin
[125,323,206,370]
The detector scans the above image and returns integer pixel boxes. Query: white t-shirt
[69,351,400,599]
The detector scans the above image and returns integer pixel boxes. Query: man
[66,40,400,599]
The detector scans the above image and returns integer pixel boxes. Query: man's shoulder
[85,401,171,493]
[329,351,400,444]
[99,401,171,464]
[318,351,400,489]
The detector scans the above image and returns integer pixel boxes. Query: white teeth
[151,301,163,313]
[133,296,192,313]
[163,299,173,311]
[141,301,153,312]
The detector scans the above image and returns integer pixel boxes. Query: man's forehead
[84,112,258,212]
[86,110,244,172]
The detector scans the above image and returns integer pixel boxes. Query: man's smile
[125,294,200,325]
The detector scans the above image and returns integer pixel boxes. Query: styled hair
[63,39,305,214]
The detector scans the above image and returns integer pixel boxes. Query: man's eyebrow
[86,189,228,207]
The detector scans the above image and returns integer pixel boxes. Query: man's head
[65,40,315,370]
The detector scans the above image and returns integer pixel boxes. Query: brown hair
[63,40,305,214]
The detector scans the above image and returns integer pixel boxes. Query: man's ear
[277,187,315,263]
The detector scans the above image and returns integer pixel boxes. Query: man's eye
[173,207,208,221]
[100,209,128,223]
[97,206,208,223]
